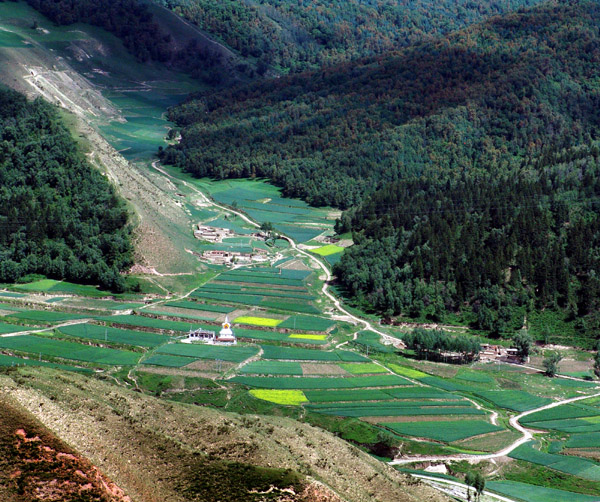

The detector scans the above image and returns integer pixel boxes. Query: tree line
[403,328,480,363]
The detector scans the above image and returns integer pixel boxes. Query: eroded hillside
[0,367,450,502]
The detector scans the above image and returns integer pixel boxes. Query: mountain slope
[162,0,600,207]
[0,367,451,502]
[163,0,600,342]
[152,0,547,73]
[22,0,242,85]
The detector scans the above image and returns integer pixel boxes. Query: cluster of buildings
[194,225,234,242]
[193,224,273,265]
[188,317,237,345]
[201,247,269,265]
[479,344,520,363]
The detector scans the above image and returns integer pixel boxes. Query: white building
[187,317,237,345]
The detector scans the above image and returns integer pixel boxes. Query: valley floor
[0,4,599,502]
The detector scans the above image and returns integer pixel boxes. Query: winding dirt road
[151,160,600,480]
[150,160,402,347]
[389,389,600,465]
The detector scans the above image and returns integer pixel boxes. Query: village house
[188,317,237,345]
[201,247,269,265]
[194,225,234,242]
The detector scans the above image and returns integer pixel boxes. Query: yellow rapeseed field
[249,389,308,405]
[234,316,282,327]
[288,333,328,341]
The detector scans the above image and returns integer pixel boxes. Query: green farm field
[229,374,411,389]
[157,343,258,363]
[303,389,394,403]
[382,420,503,442]
[0,322,26,334]
[141,354,198,368]
[240,361,303,375]
[339,363,388,374]
[0,353,92,373]
[311,404,485,418]
[0,335,139,365]
[193,178,337,242]
[260,346,368,362]
[509,442,600,481]
[473,390,553,412]
[58,324,168,348]
[164,301,236,314]
[96,315,193,332]
[487,481,600,502]
[8,311,88,323]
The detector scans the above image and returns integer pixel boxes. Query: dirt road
[150,160,404,349]
[389,389,600,466]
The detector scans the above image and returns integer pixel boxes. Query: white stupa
[216,316,236,345]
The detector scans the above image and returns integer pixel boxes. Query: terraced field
[156,343,259,363]
[191,268,323,315]
[509,442,600,481]
[487,481,600,502]
[0,322,26,334]
[260,346,367,362]
[230,374,411,389]
[8,310,88,323]
[383,420,502,442]
[473,390,553,412]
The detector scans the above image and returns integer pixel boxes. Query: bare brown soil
[562,448,600,461]
[300,363,349,376]
[0,398,130,502]
[136,365,229,378]
[451,430,522,452]
[280,260,312,271]
[183,359,236,372]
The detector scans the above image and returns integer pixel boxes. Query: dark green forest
[162,0,600,343]
[334,163,600,342]
[0,88,133,291]
[156,0,545,73]
[162,0,600,207]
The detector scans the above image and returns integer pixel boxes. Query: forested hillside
[334,160,600,341]
[163,0,600,342]
[0,88,133,291]
[162,0,600,207]
[21,0,230,84]
[155,0,545,72]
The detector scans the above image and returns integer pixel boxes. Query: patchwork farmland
[2,244,600,502]
[2,251,600,502]
[0,5,598,497]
